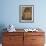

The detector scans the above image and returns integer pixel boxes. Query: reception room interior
[0,0,46,46]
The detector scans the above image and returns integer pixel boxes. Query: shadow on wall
[0,24,7,43]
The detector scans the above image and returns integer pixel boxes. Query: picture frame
[19,5,34,23]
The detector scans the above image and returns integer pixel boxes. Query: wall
[0,0,46,29]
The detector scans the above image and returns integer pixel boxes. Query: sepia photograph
[19,5,34,23]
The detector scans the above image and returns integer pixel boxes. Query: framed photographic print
[19,5,34,23]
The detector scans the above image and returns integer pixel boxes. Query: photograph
[0,0,45,46]
[19,5,34,23]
